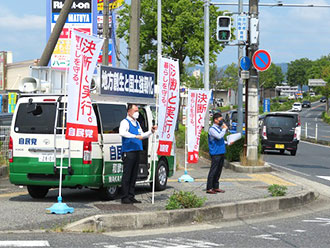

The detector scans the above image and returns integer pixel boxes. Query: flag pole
[178,90,194,183]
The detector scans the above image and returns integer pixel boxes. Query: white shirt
[119,115,152,139]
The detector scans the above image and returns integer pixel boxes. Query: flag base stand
[178,170,194,183]
[46,196,74,215]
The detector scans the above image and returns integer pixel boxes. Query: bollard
[305,122,308,138]
[315,123,318,142]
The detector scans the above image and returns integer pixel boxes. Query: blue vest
[208,126,226,155]
[122,118,143,152]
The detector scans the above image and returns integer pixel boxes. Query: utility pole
[204,0,210,131]
[102,0,109,65]
[237,0,244,133]
[246,0,259,164]
[38,0,74,66]
[128,0,141,69]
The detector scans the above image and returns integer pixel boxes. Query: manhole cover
[94,204,141,212]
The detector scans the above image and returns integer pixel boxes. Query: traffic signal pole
[237,0,244,134]
[246,0,259,164]
[204,0,210,131]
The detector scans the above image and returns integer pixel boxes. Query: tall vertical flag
[187,90,211,163]
[157,57,180,156]
[65,30,104,142]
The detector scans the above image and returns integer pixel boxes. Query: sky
[0,0,330,68]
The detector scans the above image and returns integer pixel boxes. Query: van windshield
[14,103,56,134]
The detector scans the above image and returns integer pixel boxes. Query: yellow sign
[8,92,17,113]
[97,0,124,11]
[53,40,71,55]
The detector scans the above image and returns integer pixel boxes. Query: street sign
[240,56,251,71]
[252,49,271,71]
[241,70,250,80]
[263,98,270,113]
[237,15,248,42]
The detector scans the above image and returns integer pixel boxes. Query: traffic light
[216,16,231,42]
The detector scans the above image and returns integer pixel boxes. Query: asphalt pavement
[300,101,330,142]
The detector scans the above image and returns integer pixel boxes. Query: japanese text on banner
[65,30,104,142]
[157,57,180,156]
[187,90,211,163]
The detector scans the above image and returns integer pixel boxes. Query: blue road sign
[240,56,251,71]
[263,98,270,113]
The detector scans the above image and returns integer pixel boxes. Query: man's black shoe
[121,198,133,204]
[129,198,142,203]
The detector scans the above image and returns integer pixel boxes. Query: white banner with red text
[187,89,211,163]
[157,57,180,156]
[65,30,104,142]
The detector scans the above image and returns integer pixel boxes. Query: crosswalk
[0,241,50,247]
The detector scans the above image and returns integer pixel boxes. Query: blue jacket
[208,124,226,155]
[122,118,143,152]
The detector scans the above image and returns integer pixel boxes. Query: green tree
[318,65,330,113]
[307,55,330,79]
[286,58,312,86]
[117,0,229,77]
[259,63,284,89]
[219,63,238,90]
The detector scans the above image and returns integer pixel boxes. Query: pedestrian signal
[217,16,231,42]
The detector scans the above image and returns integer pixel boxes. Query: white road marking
[300,141,330,149]
[0,241,50,247]
[267,225,276,228]
[267,162,311,177]
[303,217,330,225]
[97,238,223,248]
[317,176,330,181]
[294,230,306,233]
[253,234,279,241]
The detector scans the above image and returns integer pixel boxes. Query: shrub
[268,184,287,197]
[322,112,330,125]
[199,129,209,154]
[175,124,185,148]
[225,135,245,162]
[165,191,206,210]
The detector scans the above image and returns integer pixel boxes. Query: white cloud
[0,14,45,30]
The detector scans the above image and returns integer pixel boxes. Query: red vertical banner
[65,30,104,142]
[187,90,211,163]
[157,57,180,156]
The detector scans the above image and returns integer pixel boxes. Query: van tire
[98,186,119,201]
[280,149,285,155]
[290,150,297,156]
[27,186,49,199]
[151,160,168,191]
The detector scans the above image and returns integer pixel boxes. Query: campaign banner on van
[187,90,211,163]
[100,66,155,98]
[157,57,180,156]
[66,30,104,142]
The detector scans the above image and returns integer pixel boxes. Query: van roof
[18,94,156,106]
[265,111,299,116]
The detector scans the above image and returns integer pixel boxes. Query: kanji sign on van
[100,66,155,98]
[66,30,104,142]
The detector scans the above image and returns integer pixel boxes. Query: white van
[9,67,176,200]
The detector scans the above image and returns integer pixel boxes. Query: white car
[292,102,302,112]
[288,94,295,100]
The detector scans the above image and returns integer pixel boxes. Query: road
[299,101,330,142]
[1,203,330,248]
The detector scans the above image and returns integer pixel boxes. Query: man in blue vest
[207,112,228,194]
[119,104,157,204]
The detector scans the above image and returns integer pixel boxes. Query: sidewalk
[64,149,315,232]
[0,149,316,233]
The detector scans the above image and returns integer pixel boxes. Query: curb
[0,165,8,178]
[227,161,272,173]
[64,191,315,233]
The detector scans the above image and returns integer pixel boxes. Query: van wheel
[150,160,168,191]
[27,186,49,199]
[290,150,297,156]
[98,186,119,201]
[280,149,285,155]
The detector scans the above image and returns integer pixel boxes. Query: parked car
[310,92,315,97]
[302,100,311,108]
[260,112,301,156]
[320,96,327,103]
[288,94,295,100]
[292,102,302,112]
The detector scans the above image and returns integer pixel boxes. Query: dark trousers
[121,151,140,200]
[207,154,225,190]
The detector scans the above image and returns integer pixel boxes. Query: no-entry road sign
[252,49,271,71]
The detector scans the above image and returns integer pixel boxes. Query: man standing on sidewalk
[119,104,157,204]
[206,112,227,194]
